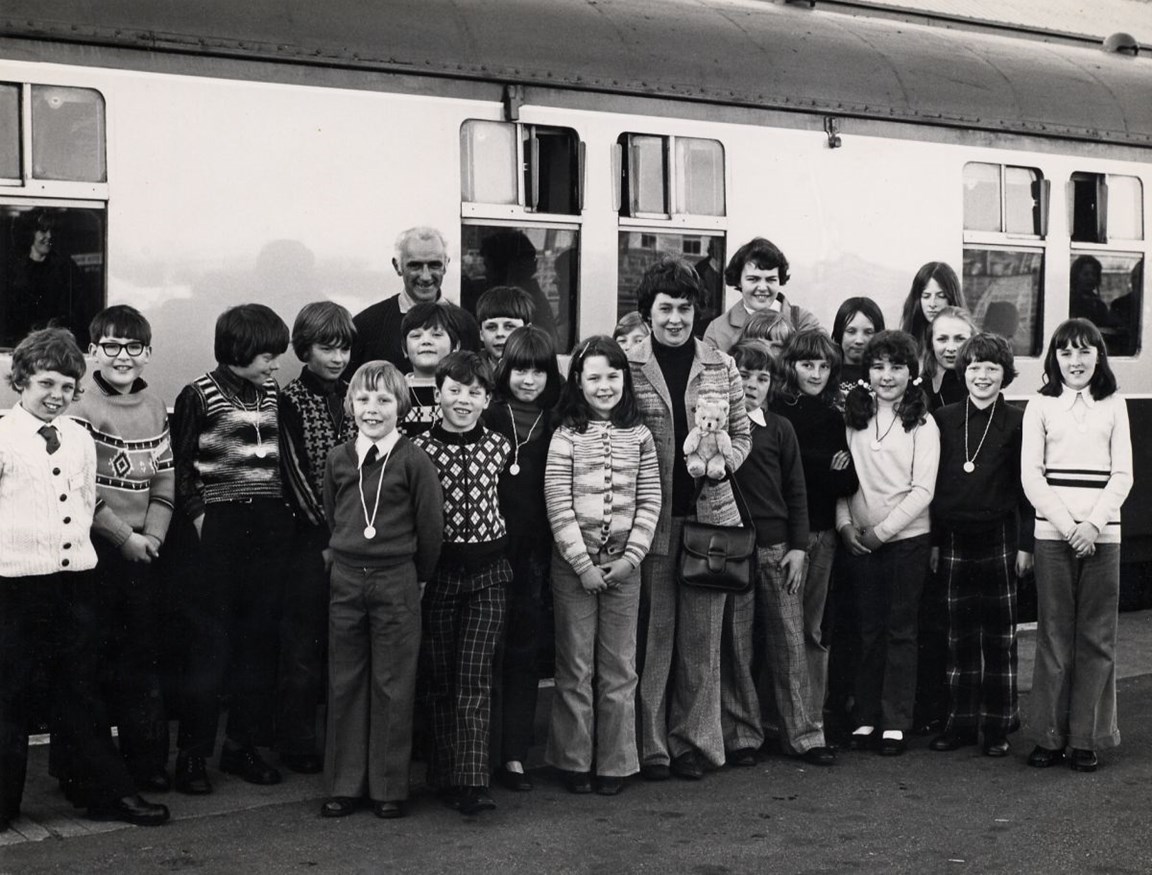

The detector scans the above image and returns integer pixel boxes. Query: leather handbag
[678,476,756,594]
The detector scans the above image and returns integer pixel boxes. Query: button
[63,543,71,550]
[60,494,67,502]
[61,558,70,567]
[53,467,61,476]
[63,516,71,524]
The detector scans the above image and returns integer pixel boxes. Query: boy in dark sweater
[277,302,358,774]
[412,351,512,815]
[320,360,443,819]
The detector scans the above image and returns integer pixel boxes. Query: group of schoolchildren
[0,241,1133,834]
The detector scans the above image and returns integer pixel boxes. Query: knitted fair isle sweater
[69,371,175,547]
[413,422,510,569]
[281,368,355,526]
[544,421,662,575]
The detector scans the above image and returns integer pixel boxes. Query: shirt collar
[93,370,147,395]
[748,407,767,426]
[12,402,59,434]
[741,295,783,319]
[355,430,401,466]
[1058,387,1095,410]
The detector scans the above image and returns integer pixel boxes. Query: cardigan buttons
[59,493,67,502]
[63,516,71,524]
[53,467,61,476]
[61,558,70,567]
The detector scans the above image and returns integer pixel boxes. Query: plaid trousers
[421,559,509,789]
[938,521,1018,736]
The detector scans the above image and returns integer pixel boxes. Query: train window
[617,232,725,322]
[460,121,580,215]
[30,86,106,182]
[962,248,1044,357]
[1070,173,1143,243]
[0,203,106,349]
[1069,252,1142,357]
[617,134,725,219]
[0,85,18,182]
[963,162,1045,236]
[459,225,579,352]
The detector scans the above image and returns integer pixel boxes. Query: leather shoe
[801,746,837,766]
[564,771,593,794]
[847,730,875,751]
[373,800,406,819]
[1027,745,1065,768]
[726,747,757,767]
[930,731,978,752]
[457,787,496,815]
[671,751,706,780]
[1070,748,1098,772]
[321,796,360,818]
[220,746,282,785]
[134,771,172,793]
[494,766,534,792]
[280,752,323,774]
[596,776,624,796]
[878,734,906,756]
[983,736,1010,758]
[174,753,212,795]
[640,763,670,781]
[88,794,169,827]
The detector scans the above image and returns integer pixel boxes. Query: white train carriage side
[0,0,1150,576]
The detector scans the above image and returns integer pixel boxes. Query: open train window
[615,134,725,220]
[1070,173,1143,244]
[0,83,106,186]
[460,121,582,215]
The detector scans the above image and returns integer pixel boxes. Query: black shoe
[564,771,593,794]
[670,751,706,780]
[801,746,837,766]
[847,730,875,751]
[1070,748,1098,772]
[640,763,670,781]
[1027,745,1065,768]
[877,734,906,756]
[726,747,757,767]
[88,794,170,827]
[219,746,282,785]
[321,796,360,818]
[373,800,406,819]
[930,731,978,752]
[983,736,1011,758]
[438,786,464,810]
[134,770,172,793]
[60,778,92,808]
[173,753,212,795]
[494,766,534,792]
[457,787,496,815]
[596,776,624,796]
[280,752,323,774]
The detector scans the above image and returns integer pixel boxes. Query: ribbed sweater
[68,371,175,547]
[733,412,810,550]
[322,435,444,577]
[0,403,98,576]
[172,366,283,520]
[836,407,939,543]
[1020,391,1132,544]
[281,368,355,526]
[544,421,662,575]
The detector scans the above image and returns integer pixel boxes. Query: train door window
[1068,173,1144,356]
[617,134,726,220]
[30,86,106,183]
[0,85,19,182]
[460,121,581,215]
[0,203,106,349]
[616,232,726,325]
[963,162,1045,236]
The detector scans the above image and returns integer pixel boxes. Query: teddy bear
[683,395,733,480]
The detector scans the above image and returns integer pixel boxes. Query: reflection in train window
[0,84,18,181]
[963,162,1046,236]
[460,121,581,215]
[962,248,1044,357]
[459,225,579,352]
[1071,173,1143,243]
[617,134,725,219]
[31,86,106,182]
[617,232,725,324]
[1069,251,1142,357]
[0,204,106,348]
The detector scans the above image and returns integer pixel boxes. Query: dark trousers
[278,523,329,756]
[492,536,550,765]
[845,534,931,732]
[177,500,291,757]
[914,567,949,731]
[1,573,135,819]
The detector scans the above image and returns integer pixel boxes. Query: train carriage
[0,0,1149,577]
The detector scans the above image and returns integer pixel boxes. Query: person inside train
[1069,254,1129,357]
[831,296,885,402]
[0,327,169,830]
[899,262,966,363]
[476,285,534,372]
[703,237,820,353]
[460,229,560,344]
[627,257,751,781]
[346,226,479,376]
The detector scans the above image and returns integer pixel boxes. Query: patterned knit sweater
[69,371,175,547]
[172,366,283,520]
[544,421,662,575]
[281,368,355,526]
[413,422,510,568]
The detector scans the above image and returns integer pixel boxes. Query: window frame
[614,132,727,231]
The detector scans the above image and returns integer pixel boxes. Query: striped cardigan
[544,421,662,575]
[627,337,752,556]
[1020,391,1133,544]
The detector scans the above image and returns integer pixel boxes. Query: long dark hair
[492,325,562,409]
[778,329,843,406]
[899,262,964,353]
[844,330,928,431]
[556,335,642,432]
[1039,318,1118,399]
[832,296,885,348]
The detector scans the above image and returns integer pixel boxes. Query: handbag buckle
[707,535,729,574]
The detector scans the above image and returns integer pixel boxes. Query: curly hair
[844,330,928,432]
[8,327,86,392]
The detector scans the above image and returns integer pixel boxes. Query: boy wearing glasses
[67,305,176,793]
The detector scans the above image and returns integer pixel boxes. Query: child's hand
[143,534,162,561]
[929,547,940,574]
[120,532,154,564]
[829,450,851,471]
[579,567,607,593]
[780,549,806,593]
[1015,551,1034,578]
[599,559,634,587]
[192,514,205,539]
[1068,522,1100,554]
[859,526,883,552]
[839,525,871,556]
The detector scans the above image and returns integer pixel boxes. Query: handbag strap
[690,471,754,528]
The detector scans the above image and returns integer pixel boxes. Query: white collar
[356,430,401,466]
[741,298,782,319]
[12,402,60,435]
[748,407,767,426]
[1058,387,1096,410]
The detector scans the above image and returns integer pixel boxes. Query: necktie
[363,445,379,468]
[38,424,60,455]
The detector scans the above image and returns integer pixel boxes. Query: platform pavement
[4,610,1152,865]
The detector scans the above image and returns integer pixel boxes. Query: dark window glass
[528,126,579,215]
[617,231,725,328]
[1071,172,1104,243]
[962,247,1044,356]
[1069,251,1142,357]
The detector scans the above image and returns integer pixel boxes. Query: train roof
[2,0,1151,146]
